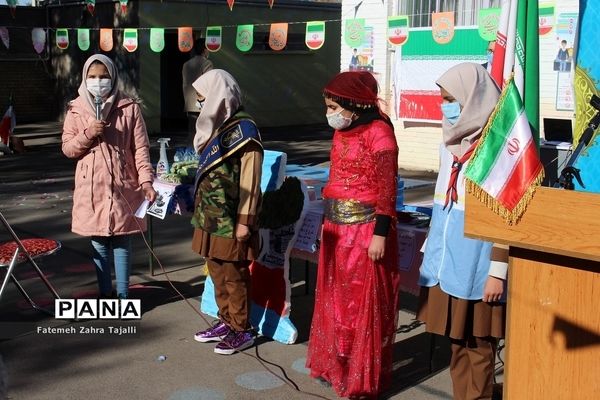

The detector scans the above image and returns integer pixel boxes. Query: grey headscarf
[192,69,242,153]
[77,54,120,120]
[436,63,501,157]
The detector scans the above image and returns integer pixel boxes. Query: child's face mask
[441,101,461,125]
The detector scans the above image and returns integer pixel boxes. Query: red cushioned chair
[0,210,61,315]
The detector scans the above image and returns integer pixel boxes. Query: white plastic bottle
[156,138,171,178]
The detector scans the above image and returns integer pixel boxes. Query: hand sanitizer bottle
[156,138,171,178]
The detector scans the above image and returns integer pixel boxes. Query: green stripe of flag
[207,28,220,36]
[539,6,554,16]
[307,24,323,32]
[466,84,525,183]
[389,18,407,28]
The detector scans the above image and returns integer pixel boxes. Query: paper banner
[6,0,16,19]
[305,21,325,50]
[86,0,95,15]
[56,29,69,50]
[268,0,274,8]
[227,0,234,11]
[178,27,193,52]
[0,28,9,50]
[432,12,455,44]
[119,0,128,14]
[77,28,90,51]
[236,25,254,52]
[344,18,365,48]
[388,16,409,46]
[122,28,138,52]
[539,2,555,36]
[269,23,288,51]
[478,8,501,41]
[150,28,165,53]
[100,28,113,52]
[31,28,46,54]
[205,26,222,52]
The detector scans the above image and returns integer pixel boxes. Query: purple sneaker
[214,330,254,355]
[194,321,230,343]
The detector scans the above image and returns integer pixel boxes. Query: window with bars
[399,0,502,28]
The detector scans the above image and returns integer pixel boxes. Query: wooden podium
[465,187,600,399]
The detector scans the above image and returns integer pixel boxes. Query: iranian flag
[56,29,69,50]
[538,3,554,35]
[305,21,325,50]
[398,27,487,122]
[123,29,138,52]
[388,16,409,46]
[465,78,543,224]
[206,27,222,52]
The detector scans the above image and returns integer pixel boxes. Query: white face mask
[86,78,112,98]
[326,109,353,130]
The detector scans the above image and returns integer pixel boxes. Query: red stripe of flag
[496,138,542,209]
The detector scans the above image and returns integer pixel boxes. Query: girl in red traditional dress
[306,71,401,399]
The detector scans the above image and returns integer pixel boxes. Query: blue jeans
[91,235,132,298]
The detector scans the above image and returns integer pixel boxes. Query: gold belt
[323,199,376,225]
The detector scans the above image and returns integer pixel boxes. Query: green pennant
[478,8,501,41]
[236,24,254,52]
[150,28,165,53]
[56,28,69,50]
[77,28,90,51]
[344,19,365,48]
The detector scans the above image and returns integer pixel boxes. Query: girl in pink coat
[62,54,156,299]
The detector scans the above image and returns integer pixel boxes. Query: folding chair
[0,210,61,315]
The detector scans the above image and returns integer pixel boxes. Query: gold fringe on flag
[465,168,544,225]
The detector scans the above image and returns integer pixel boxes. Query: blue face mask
[487,52,494,66]
[441,101,461,125]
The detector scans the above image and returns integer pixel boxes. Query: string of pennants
[4,0,277,19]
[3,7,556,55]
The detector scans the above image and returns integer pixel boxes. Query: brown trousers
[449,336,497,400]
[206,258,251,331]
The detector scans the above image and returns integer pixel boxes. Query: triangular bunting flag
[100,28,113,52]
[31,28,46,54]
[344,19,365,48]
[123,28,138,52]
[0,28,9,50]
[227,0,235,11]
[269,23,288,51]
[538,2,555,36]
[432,12,455,44]
[388,16,409,46]
[86,0,95,16]
[6,0,17,19]
[56,29,69,50]
[205,26,222,52]
[478,8,501,41]
[78,28,90,51]
[120,0,128,14]
[178,27,193,52]
[305,21,325,50]
[268,0,274,8]
[236,25,254,52]
[150,28,165,53]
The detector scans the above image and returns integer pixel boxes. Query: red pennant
[9,7,16,19]
[121,4,127,13]
[268,0,274,8]
[227,0,234,11]
[87,4,95,16]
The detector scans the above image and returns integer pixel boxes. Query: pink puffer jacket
[62,94,154,237]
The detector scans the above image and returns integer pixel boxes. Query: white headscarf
[436,63,500,157]
[192,69,242,153]
[78,54,120,120]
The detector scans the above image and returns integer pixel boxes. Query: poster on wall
[394,27,487,122]
[556,70,575,111]
[553,12,578,111]
[348,26,374,72]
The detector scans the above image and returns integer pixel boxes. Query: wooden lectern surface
[465,187,600,399]
[465,187,600,263]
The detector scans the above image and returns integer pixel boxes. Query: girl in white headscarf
[62,54,156,299]
[190,70,263,355]
[418,63,508,400]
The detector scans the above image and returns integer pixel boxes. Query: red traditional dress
[306,116,400,399]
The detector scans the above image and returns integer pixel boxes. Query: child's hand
[482,276,505,302]
[368,235,386,262]
[88,120,106,139]
[235,223,251,242]
[142,182,157,202]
